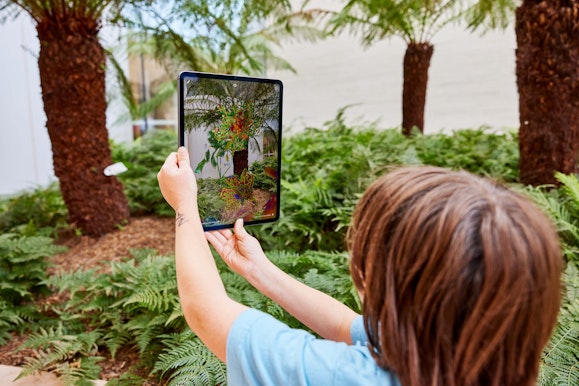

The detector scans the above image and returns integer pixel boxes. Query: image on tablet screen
[180,72,282,230]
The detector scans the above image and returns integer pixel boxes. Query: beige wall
[267,1,518,134]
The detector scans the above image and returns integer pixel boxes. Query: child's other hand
[206,218,268,279]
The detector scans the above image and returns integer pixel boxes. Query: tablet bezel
[178,71,283,231]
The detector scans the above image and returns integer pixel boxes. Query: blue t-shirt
[226,308,399,385]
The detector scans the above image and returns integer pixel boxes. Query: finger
[216,228,233,239]
[206,232,228,253]
[160,152,178,170]
[176,147,191,170]
[205,232,220,248]
[208,229,230,245]
[158,153,177,181]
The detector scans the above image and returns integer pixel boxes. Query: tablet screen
[178,71,283,231]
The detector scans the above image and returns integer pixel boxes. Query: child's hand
[157,147,198,213]
[206,219,268,279]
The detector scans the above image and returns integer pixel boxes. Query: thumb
[234,218,249,239]
[176,147,191,170]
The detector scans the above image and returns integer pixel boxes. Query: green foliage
[151,249,358,385]
[18,325,104,386]
[154,331,227,386]
[413,128,519,182]
[250,156,279,192]
[111,129,176,216]
[539,265,579,386]
[524,173,579,264]
[522,173,579,385]
[44,249,184,357]
[0,233,66,342]
[8,245,357,385]
[0,182,68,236]
[12,250,183,384]
[251,111,519,252]
[4,112,576,385]
[0,234,62,301]
[105,372,149,386]
[197,178,227,221]
[328,0,458,44]
[269,250,360,314]
[251,111,407,251]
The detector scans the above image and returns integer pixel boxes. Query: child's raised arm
[158,147,247,362]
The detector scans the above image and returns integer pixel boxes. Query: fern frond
[556,173,579,214]
[17,325,104,385]
[539,265,579,385]
[154,331,227,386]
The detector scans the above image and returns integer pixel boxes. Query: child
[157,147,563,386]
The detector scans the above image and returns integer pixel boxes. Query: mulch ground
[0,215,176,384]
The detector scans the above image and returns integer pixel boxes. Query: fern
[37,250,185,374]
[0,233,65,341]
[539,265,579,386]
[154,331,227,386]
[525,174,579,264]
[17,325,104,386]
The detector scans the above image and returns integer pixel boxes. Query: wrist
[174,203,201,227]
[246,258,281,297]
[175,201,198,216]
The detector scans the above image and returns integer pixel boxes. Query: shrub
[250,111,411,252]
[413,127,519,182]
[111,129,176,217]
[197,178,227,221]
[0,183,68,236]
[250,156,279,192]
[251,113,519,253]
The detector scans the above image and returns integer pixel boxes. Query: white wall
[0,15,132,196]
[267,2,519,134]
[0,15,52,196]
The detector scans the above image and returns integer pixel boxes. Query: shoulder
[227,309,399,386]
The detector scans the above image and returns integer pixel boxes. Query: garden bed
[0,215,175,384]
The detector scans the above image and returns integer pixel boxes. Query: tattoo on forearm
[176,212,189,227]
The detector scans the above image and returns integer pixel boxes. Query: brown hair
[348,166,563,386]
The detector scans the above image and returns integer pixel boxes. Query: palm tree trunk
[516,0,579,186]
[233,149,249,176]
[36,16,130,237]
[402,42,434,136]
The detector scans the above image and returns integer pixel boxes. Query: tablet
[178,71,283,231]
